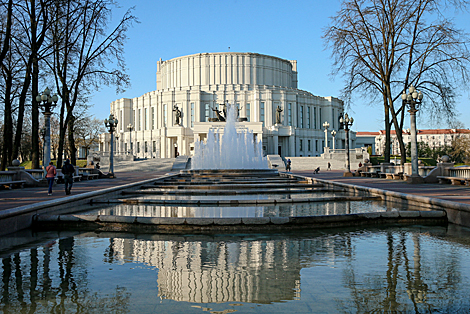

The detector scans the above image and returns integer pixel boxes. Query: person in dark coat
[62,159,75,195]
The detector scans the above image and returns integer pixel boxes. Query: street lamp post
[401,84,424,183]
[36,88,58,174]
[340,113,354,176]
[127,124,133,155]
[331,130,337,150]
[104,114,118,177]
[323,121,330,151]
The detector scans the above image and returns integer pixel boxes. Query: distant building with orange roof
[356,129,470,155]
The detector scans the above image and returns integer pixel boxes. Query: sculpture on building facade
[173,105,182,125]
[276,105,283,124]
[212,107,225,122]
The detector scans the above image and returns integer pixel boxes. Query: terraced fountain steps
[121,187,345,195]
[156,178,303,185]
[142,183,324,190]
[90,195,383,206]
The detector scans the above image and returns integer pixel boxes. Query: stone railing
[25,169,44,180]
[418,166,435,177]
[447,166,470,179]
[0,171,16,182]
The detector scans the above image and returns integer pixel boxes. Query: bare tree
[324,0,470,164]
[74,116,105,158]
[47,0,135,168]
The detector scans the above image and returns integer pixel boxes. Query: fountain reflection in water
[191,103,268,169]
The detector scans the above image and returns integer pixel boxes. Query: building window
[120,110,123,131]
[319,108,322,124]
[144,141,148,153]
[308,140,311,151]
[246,103,250,121]
[191,103,195,127]
[314,107,317,129]
[299,106,304,128]
[163,104,167,127]
[315,140,318,151]
[151,107,155,130]
[288,103,292,126]
[138,109,142,131]
[300,139,303,151]
[137,142,140,153]
[153,141,156,152]
[307,106,311,129]
[133,110,135,128]
[124,143,127,152]
[205,104,210,122]
[144,108,148,130]
[260,102,265,126]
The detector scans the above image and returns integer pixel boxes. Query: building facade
[372,129,470,156]
[101,52,348,158]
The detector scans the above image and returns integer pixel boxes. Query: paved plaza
[2,165,470,212]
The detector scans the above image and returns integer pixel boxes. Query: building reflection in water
[84,199,400,218]
[0,227,469,312]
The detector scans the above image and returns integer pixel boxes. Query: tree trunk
[68,117,77,165]
[31,0,40,169]
[383,94,391,163]
[13,63,33,161]
[1,69,13,170]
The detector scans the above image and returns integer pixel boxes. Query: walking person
[327,162,331,171]
[286,159,292,172]
[45,161,57,196]
[62,159,75,195]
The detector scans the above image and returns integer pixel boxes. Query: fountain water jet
[191,103,268,170]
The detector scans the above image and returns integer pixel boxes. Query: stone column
[273,135,278,156]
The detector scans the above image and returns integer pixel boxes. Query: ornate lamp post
[323,121,330,151]
[36,88,59,174]
[331,130,337,150]
[402,84,424,183]
[340,113,354,176]
[104,114,118,177]
[40,127,46,167]
[127,123,133,155]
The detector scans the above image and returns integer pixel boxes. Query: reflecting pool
[75,200,409,218]
[1,225,470,313]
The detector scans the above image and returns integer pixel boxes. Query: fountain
[191,103,268,170]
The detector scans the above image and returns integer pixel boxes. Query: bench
[0,171,26,189]
[55,169,81,183]
[80,173,99,180]
[1,180,26,189]
[392,172,404,180]
[436,176,469,185]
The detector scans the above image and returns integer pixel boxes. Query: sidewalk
[294,169,470,205]
[0,170,171,212]
[3,168,470,212]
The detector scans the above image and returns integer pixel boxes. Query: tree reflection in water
[0,227,469,313]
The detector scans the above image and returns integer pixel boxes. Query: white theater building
[101,52,350,158]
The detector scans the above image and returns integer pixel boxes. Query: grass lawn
[20,160,88,169]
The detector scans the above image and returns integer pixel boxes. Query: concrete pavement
[3,166,470,212]
[294,169,470,205]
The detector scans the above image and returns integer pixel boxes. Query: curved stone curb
[0,173,179,236]
[307,176,470,227]
[32,210,447,233]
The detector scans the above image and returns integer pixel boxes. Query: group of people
[45,159,76,196]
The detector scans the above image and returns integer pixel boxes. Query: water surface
[1,225,470,313]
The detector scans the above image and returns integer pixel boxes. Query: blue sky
[88,0,470,132]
